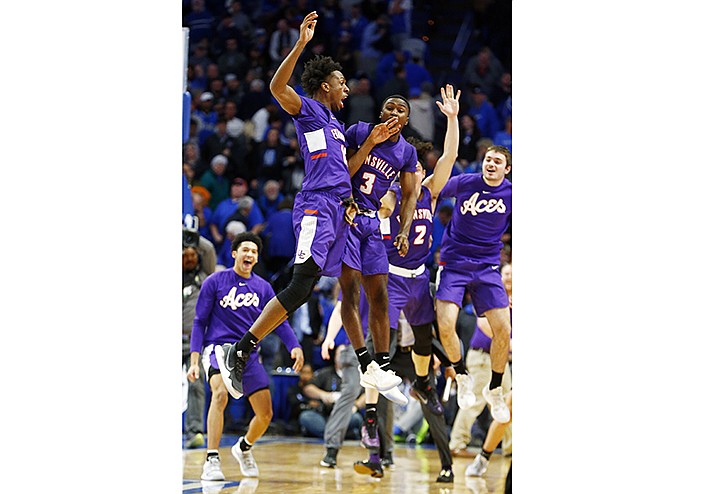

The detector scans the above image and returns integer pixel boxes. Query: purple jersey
[345,122,417,210]
[190,269,299,354]
[383,183,434,269]
[439,175,511,267]
[292,96,351,198]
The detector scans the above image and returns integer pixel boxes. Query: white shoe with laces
[359,361,402,391]
[201,456,225,481]
[481,384,511,423]
[232,438,259,477]
[455,373,477,409]
[465,454,489,477]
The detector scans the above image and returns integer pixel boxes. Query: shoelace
[241,451,256,469]
[207,457,221,468]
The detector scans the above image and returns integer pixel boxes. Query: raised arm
[269,11,318,115]
[424,84,460,201]
[346,118,400,177]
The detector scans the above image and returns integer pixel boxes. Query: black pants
[366,328,453,469]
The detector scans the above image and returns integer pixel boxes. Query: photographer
[183,228,217,449]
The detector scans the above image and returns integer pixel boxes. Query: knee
[211,387,229,408]
[255,404,273,424]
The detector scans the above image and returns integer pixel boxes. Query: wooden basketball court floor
[182,436,511,493]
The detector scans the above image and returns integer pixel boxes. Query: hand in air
[435,84,461,118]
[298,11,318,46]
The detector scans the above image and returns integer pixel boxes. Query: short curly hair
[406,136,434,164]
[300,55,343,97]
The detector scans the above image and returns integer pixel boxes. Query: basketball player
[216,11,399,398]
[354,84,461,480]
[187,232,304,481]
[435,145,512,423]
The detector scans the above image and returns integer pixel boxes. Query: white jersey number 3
[359,172,376,194]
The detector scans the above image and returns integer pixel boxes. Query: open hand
[298,11,318,46]
[436,84,460,118]
[290,347,305,373]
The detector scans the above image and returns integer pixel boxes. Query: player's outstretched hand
[290,347,305,373]
[298,11,318,46]
[436,84,460,118]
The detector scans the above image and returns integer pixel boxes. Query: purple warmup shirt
[384,183,434,269]
[345,122,417,210]
[292,96,351,198]
[439,175,512,267]
[190,269,299,354]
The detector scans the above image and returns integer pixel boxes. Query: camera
[182,214,200,249]
[182,228,200,248]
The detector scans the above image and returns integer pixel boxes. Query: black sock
[355,347,373,373]
[238,332,259,354]
[239,436,253,451]
[206,450,219,460]
[481,448,493,460]
[452,359,467,376]
[376,352,391,370]
[490,371,503,390]
[416,373,430,386]
[365,405,377,424]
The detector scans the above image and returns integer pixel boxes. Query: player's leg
[231,356,273,478]
[435,267,476,409]
[201,365,228,481]
[466,391,512,477]
[448,348,491,454]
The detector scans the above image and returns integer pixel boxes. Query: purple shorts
[292,191,349,277]
[387,269,435,327]
[435,263,509,316]
[202,345,269,397]
[341,213,389,276]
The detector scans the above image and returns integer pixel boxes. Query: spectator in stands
[209,177,264,247]
[193,92,219,147]
[346,75,377,126]
[185,0,216,45]
[466,85,500,141]
[269,18,300,66]
[253,127,287,186]
[224,73,244,108]
[458,114,483,168]
[408,83,435,141]
[191,185,213,242]
[493,116,511,153]
[387,0,413,50]
[261,195,295,280]
[200,154,231,210]
[218,37,249,78]
[463,47,504,96]
[257,179,285,221]
[239,78,271,121]
[228,0,253,43]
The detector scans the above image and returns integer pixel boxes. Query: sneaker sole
[353,463,383,478]
[215,345,243,400]
[200,471,225,481]
[379,387,409,405]
[319,460,336,468]
[231,443,259,477]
